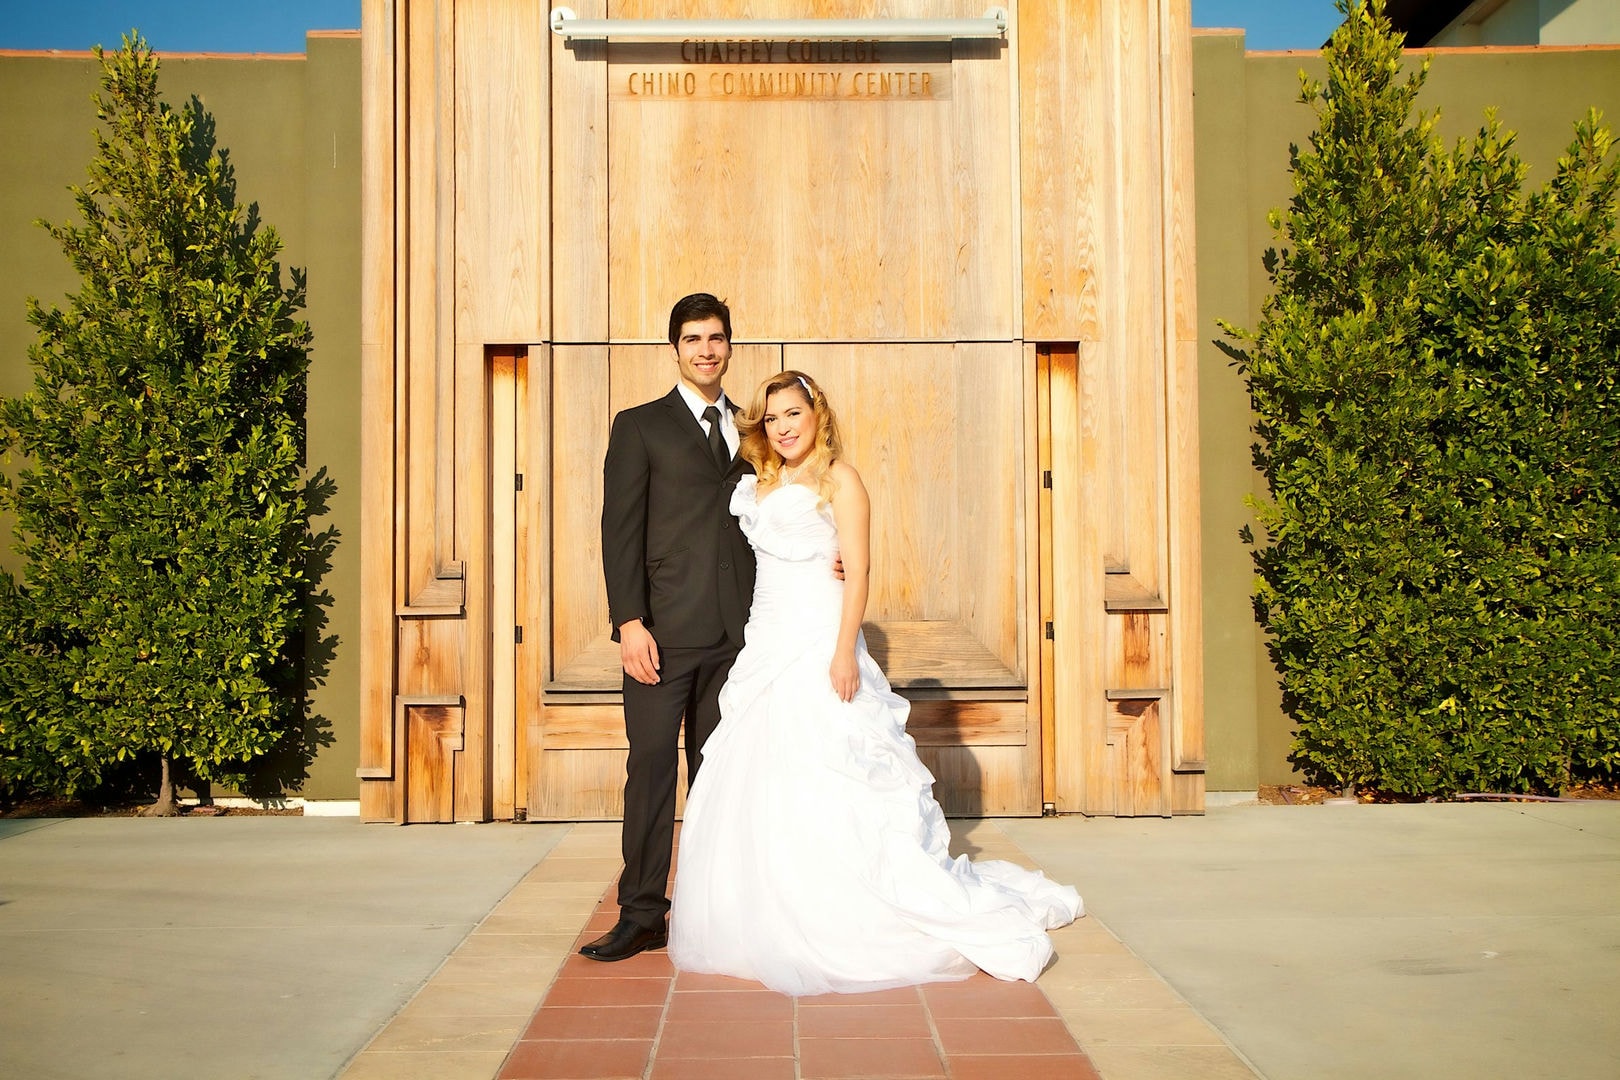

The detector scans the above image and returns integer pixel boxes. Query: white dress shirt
[675,382,740,460]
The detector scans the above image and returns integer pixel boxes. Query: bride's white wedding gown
[669,475,1081,996]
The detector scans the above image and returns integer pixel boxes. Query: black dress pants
[618,638,740,930]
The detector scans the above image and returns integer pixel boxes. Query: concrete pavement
[1004,802,1620,1080]
[2,803,1616,1079]
[0,816,567,1080]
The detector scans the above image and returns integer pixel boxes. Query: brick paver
[340,820,1261,1080]
[498,860,1102,1080]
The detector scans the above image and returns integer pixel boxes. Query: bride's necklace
[779,462,804,486]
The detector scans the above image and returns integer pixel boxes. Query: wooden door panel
[918,745,1039,817]
[784,343,1025,687]
[529,340,1039,818]
[549,344,782,691]
[548,345,610,689]
[402,702,463,824]
[1104,698,1168,818]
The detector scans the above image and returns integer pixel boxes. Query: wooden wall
[360,0,1203,822]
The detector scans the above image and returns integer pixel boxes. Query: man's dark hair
[667,293,732,346]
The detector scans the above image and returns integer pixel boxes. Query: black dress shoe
[579,917,668,962]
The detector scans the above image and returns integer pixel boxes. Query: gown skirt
[668,477,1082,997]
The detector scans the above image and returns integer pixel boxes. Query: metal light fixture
[548,6,1009,41]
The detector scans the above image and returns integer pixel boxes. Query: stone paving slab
[0,817,566,1080]
[9,805,1607,1079]
[1003,803,1620,1080]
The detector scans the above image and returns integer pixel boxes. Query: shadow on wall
[863,624,983,820]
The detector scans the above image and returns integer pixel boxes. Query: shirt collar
[675,382,730,422]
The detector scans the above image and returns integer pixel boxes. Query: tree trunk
[146,755,177,817]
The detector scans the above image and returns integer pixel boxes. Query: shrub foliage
[1220,0,1620,796]
[0,36,318,811]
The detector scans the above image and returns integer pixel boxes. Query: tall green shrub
[1220,0,1620,797]
[0,36,318,814]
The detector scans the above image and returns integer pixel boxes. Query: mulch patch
[1259,781,1620,805]
[0,794,301,818]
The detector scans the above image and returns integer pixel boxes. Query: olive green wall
[4,32,1617,802]
[1192,31,1620,789]
[0,37,362,800]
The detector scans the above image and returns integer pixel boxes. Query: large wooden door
[518,342,1044,819]
[360,0,1204,822]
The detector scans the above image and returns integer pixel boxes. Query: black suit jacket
[601,388,756,648]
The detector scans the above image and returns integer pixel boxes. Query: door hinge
[514,625,524,644]
[1045,621,1055,640]
[1042,470,1052,489]
[515,472,524,491]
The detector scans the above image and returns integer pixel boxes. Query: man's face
[673,316,731,401]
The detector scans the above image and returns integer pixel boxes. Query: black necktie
[702,405,729,473]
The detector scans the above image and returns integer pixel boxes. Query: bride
[668,369,1081,996]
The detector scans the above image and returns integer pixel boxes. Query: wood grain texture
[549,343,782,689]
[358,0,398,794]
[364,0,1208,820]
[514,349,542,816]
[1036,347,1056,806]
[1046,346,1101,813]
[951,33,1016,339]
[397,618,465,698]
[453,340,492,822]
[489,352,518,819]
[535,698,1024,749]
[598,0,1010,341]
[957,341,1026,680]
[1104,698,1167,817]
[1172,770,1205,815]
[359,781,396,824]
[1163,0,1199,345]
[916,745,1037,816]
[402,0,454,599]
[1161,0,1204,785]
[1019,0,1105,340]
[1106,612,1169,692]
[1023,341,1049,806]
[548,345,610,685]
[1166,335,1205,773]
[1103,572,1167,612]
[907,700,1028,746]
[455,0,549,343]
[861,622,1020,688]
[550,0,608,342]
[528,747,628,820]
[1117,0,1168,595]
[403,702,464,823]
[784,344,1024,683]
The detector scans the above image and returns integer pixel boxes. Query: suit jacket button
[719,561,730,570]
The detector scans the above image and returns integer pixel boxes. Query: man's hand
[619,619,661,685]
[832,553,846,581]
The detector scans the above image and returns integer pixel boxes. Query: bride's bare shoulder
[828,460,867,499]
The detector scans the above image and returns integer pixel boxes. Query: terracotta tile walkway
[339,821,1261,1080]
[497,883,1102,1079]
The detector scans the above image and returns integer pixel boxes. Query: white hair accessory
[796,375,814,399]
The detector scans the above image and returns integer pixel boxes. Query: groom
[583,293,756,962]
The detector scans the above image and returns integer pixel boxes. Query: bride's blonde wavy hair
[738,369,844,505]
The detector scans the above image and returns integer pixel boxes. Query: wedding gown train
[668,475,1081,996]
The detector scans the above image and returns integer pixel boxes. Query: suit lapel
[661,387,732,476]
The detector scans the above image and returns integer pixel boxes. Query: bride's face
[763,387,817,469]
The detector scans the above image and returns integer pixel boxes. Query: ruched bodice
[731,477,844,634]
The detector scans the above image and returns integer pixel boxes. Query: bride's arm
[828,462,870,702]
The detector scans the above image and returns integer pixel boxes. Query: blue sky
[2,2,1347,54]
